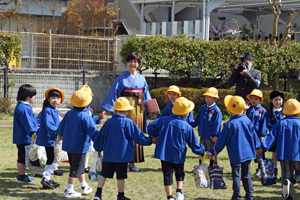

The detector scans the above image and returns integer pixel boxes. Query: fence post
[49,30,52,74]
[31,32,34,68]
[3,62,8,98]
[83,70,86,85]
[107,39,110,74]
[113,37,117,76]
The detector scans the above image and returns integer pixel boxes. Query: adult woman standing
[100,52,154,172]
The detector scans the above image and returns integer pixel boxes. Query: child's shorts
[17,144,29,164]
[101,161,128,179]
[68,152,86,178]
[200,137,215,152]
[161,160,184,186]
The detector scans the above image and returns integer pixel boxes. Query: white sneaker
[129,166,139,172]
[82,185,93,195]
[282,179,290,199]
[64,189,82,198]
[176,192,187,200]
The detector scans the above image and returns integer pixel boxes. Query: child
[208,95,261,200]
[13,84,38,183]
[36,88,65,189]
[93,97,155,200]
[245,89,267,176]
[259,99,300,200]
[265,90,285,178]
[57,90,98,198]
[190,87,222,167]
[148,97,205,200]
[80,85,103,173]
[158,85,193,124]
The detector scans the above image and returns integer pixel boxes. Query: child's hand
[148,112,157,119]
[211,136,218,143]
[151,137,157,144]
[59,136,63,140]
[206,152,212,159]
[32,133,37,139]
[259,136,264,142]
[256,148,263,155]
[99,110,107,120]
[244,101,250,110]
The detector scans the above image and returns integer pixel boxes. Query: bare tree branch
[269,0,282,44]
[278,8,295,47]
[0,0,14,6]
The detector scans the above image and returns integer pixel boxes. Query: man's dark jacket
[228,67,261,100]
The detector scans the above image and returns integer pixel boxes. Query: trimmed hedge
[150,87,294,114]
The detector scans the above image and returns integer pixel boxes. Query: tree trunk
[272,72,279,90]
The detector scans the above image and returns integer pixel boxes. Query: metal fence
[12,31,118,73]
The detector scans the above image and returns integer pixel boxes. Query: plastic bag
[193,152,210,188]
[88,151,103,181]
[28,138,47,166]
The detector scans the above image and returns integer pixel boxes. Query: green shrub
[150,87,294,115]
[0,97,13,113]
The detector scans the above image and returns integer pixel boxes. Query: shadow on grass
[138,167,162,172]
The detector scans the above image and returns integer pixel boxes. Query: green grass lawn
[0,113,14,120]
[0,128,299,200]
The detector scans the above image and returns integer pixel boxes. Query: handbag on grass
[54,135,68,163]
[260,158,276,186]
[25,137,46,175]
[193,152,210,188]
[209,147,227,189]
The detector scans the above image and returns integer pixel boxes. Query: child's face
[26,96,35,104]
[168,91,180,102]
[271,96,283,109]
[48,96,61,108]
[205,96,217,106]
[249,95,262,107]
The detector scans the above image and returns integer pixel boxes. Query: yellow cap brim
[165,90,182,96]
[172,101,195,115]
[112,105,134,111]
[203,93,219,99]
[45,88,65,102]
[246,94,263,101]
[283,107,300,115]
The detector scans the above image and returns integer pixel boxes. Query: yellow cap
[224,95,245,115]
[283,99,300,115]
[246,89,263,101]
[165,85,182,96]
[80,85,94,96]
[172,97,195,115]
[203,87,219,99]
[112,97,134,111]
[45,88,65,102]
[70,90,92,107]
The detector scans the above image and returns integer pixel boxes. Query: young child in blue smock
[245,89,267,177]
[93,97,155,200]
[259,99,300,200]
[148,97,205,200]
[158,85,193,124]
[265,90,285,178]
[190,87,222,167]
[13,84,38,183]
[36,88,65,189]
[208,95,261,200]
[80,85,104,173]
[57,90,99,198]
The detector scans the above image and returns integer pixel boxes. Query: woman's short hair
[17,84,37,101]
[126,52,140,64]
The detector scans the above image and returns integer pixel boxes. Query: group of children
[12,83,300,200]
